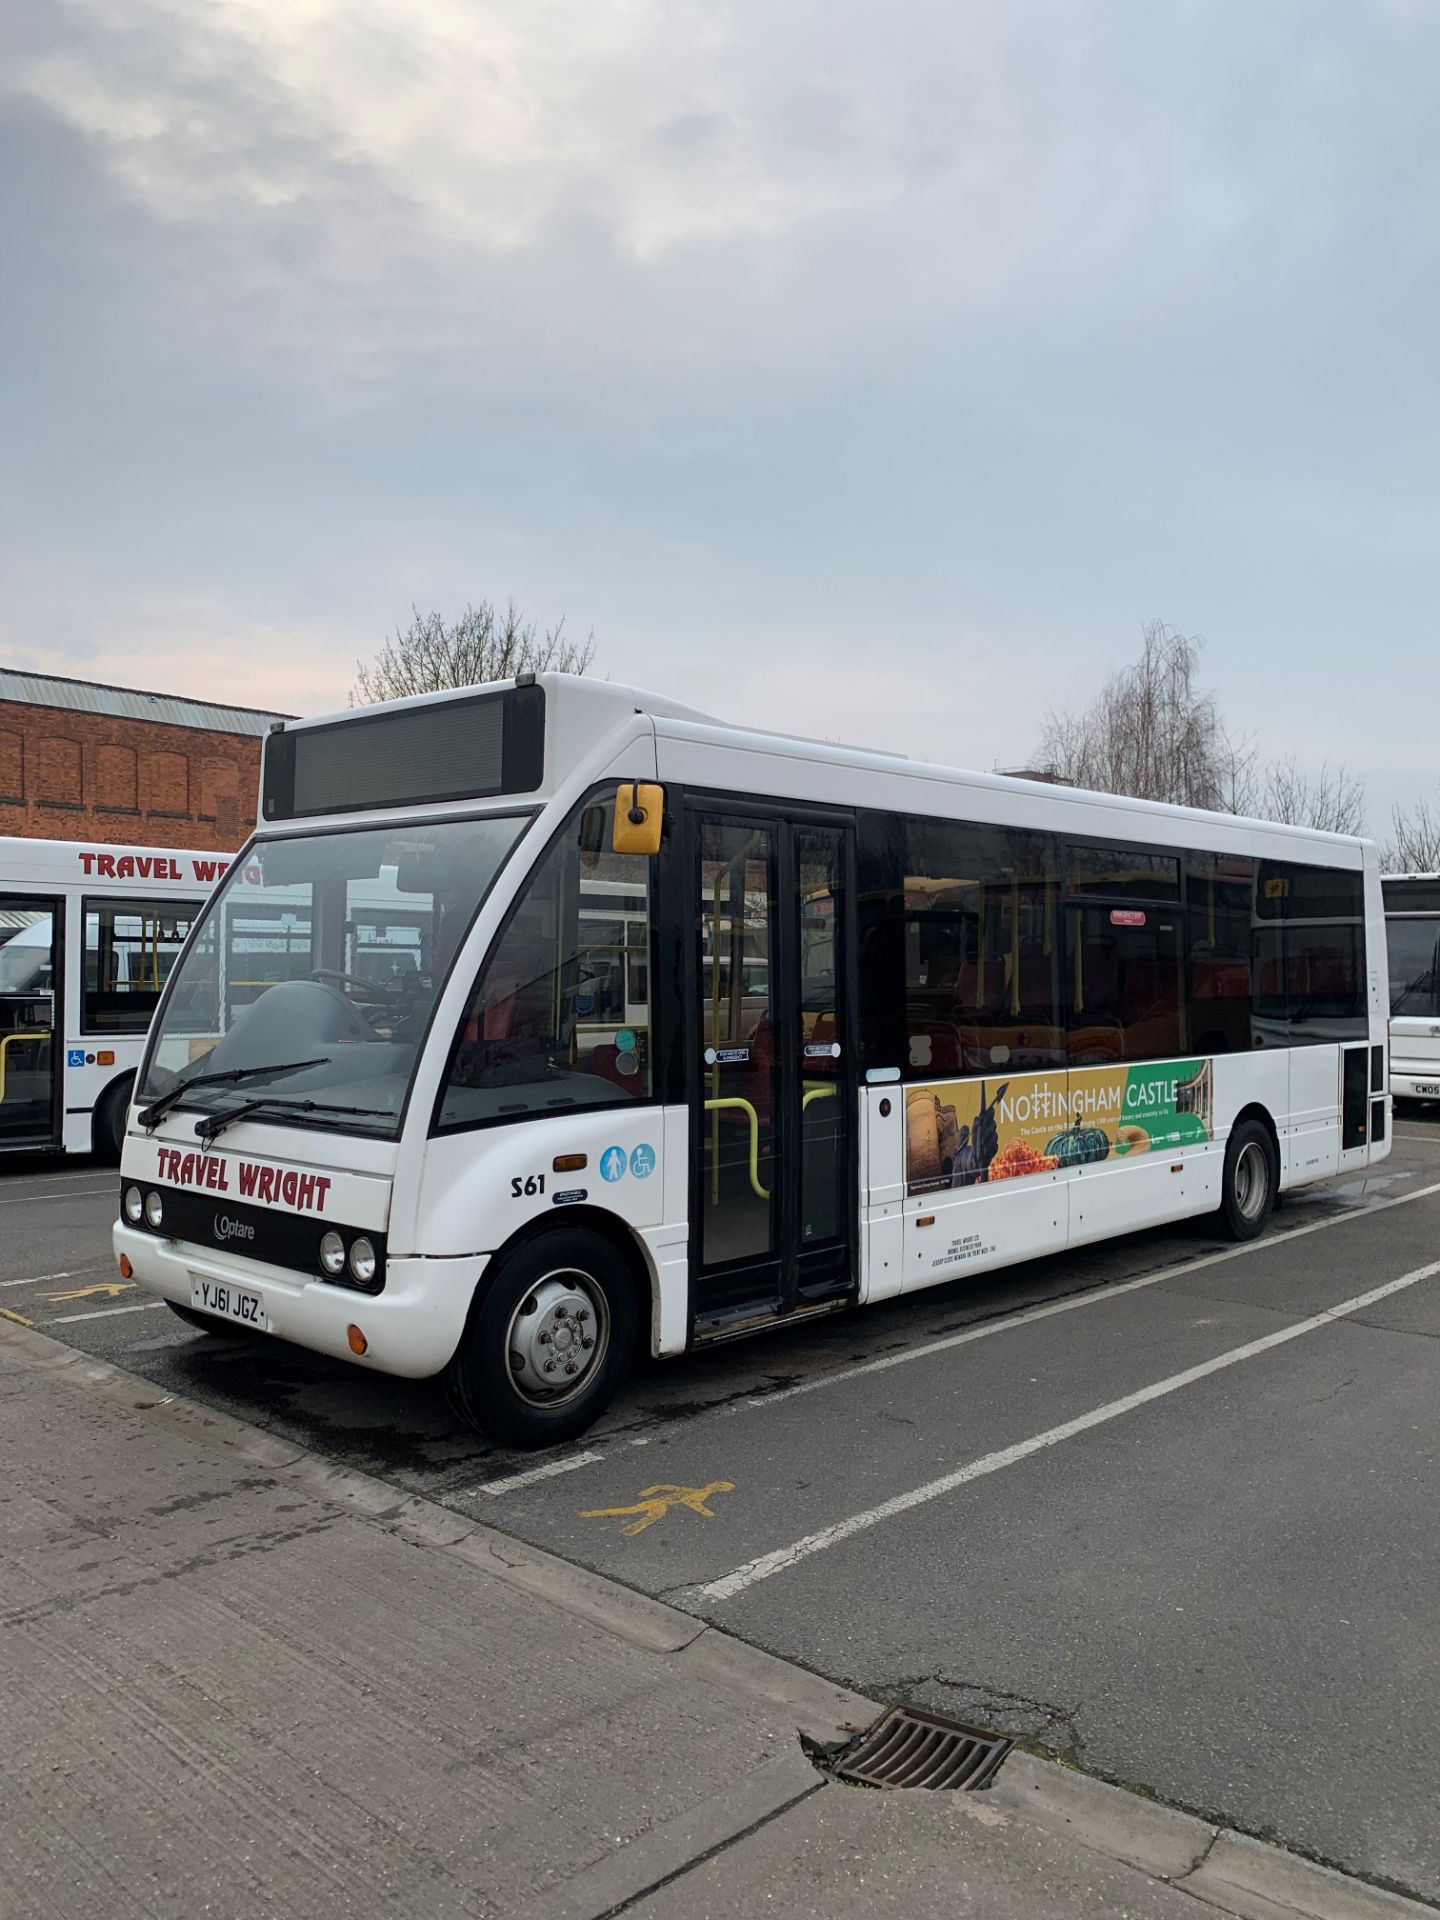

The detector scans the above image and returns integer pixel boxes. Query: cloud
[5,0,1253,398]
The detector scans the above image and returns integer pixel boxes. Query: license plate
[1416,1084,1440,1097]
[191,1277,268,1330]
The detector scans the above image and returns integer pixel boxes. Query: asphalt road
[5,1116,1439,1905]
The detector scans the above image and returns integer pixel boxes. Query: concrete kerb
[2,1312,1434,1920]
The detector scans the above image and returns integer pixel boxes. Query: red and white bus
[0,836,230,1157]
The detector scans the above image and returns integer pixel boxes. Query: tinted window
[1387,917,1440,1017]
[1067,844,1180,901]
[1254,925,1366,1041]
[901,819,1062,1076]
[1069,903,1185,1064]
[1255,862,1363,921]
[1384,878,1440,914]
[438,789,653,1128]
[1187,854,1256,1055]
[83,898,200,1034]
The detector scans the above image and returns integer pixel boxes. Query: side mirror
[612,782,664,857]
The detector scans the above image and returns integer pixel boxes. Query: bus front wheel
[1217,1119,1277,1242]
[445,1229,637,1447]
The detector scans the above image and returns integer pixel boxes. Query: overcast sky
[4,0,1438,826]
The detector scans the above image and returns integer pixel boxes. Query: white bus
[115,677,1391,1445]
[0,836,230,1158]
[1382,874,1440,1102]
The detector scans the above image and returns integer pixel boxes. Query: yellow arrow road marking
[581,1481,735,1537]
[40,1281,136,1302]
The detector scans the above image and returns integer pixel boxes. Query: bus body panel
[1382,873,1440,1100]
[114,676,1393,1422]
[1,835,226,1155]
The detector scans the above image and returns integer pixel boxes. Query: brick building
[0,669,293,852]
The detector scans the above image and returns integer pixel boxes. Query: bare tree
[1385,796,1440,873]
[351,600,596,705]
[1034,621,1240,810]
[1251,756,1366,836]
[1034,619,1370,832]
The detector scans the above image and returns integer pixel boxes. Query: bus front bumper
[1391,1069,1440,1102]
[113,1224,487,1379]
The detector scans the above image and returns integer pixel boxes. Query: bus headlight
[124,1186,143,1224]
[319,1231,347,1277]
[348,1236,378,1288]
[144,1191,164,1229]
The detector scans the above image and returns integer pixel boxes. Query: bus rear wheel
[445,1230,637,1448]
[1217,1119,1277,1242]
[93,1076,134,1164]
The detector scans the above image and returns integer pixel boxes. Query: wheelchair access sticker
[67,1049,87,1068]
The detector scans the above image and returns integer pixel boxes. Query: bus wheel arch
[1218,1104,1280,1241]
[91,1071,135,1163]
[444,1212,651,1446]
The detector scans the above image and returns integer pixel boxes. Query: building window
[145,751,190,817]
[95,743,139,813]
[37,735,82,807]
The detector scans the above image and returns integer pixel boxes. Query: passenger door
[0,896,61,1149]
[687,807,856,1335]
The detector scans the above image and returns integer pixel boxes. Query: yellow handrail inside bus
[0,1030,50,1105]
[703,1083,839,1204]
[703,1096,767,1199]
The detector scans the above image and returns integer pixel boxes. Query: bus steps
[809,1706,1013,1792]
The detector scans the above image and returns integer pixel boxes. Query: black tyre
[93,1077,134,1164]
[166,1301,230,1335]
[1217,1118,1277,1242]
[444,1229,637,1448]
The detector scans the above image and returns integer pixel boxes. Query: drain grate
[826,1707,1012,1792]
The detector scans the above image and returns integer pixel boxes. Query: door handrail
[702,1096,769,1200]
[0,1029,51,1105]
[703,1082,840,1204]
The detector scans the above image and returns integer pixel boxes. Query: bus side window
[437,788,654,1128]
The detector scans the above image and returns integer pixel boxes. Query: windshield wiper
[139,1058,332,1131]
[194,1095,392,1142]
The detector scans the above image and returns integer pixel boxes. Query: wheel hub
[507,1275,605,1403]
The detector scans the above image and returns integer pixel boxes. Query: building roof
[0,667,294,738]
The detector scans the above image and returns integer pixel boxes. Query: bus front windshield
[138,815,529,1135]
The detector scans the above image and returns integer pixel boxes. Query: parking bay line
[691,1258,1440,1606]
[0,1185,115,1207]
[475,1451,606,1496]
[468,1176,1440,1497]
[0,1265,113,1290]
[47,1302,167,1325]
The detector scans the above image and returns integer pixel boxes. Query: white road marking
[0,1265,113,1290]
[0,1185,114,1207]
[692,1175,1440,1422]
[691,1259,1440,1605]
[47,1302,167,1325]
[475,1174,1440,1493]
[472,1450,606,1495]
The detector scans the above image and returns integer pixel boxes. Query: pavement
[1,1310,1433,1920]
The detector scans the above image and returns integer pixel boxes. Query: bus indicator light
[553,1154,587,1172]
[347,1324,368,1355]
